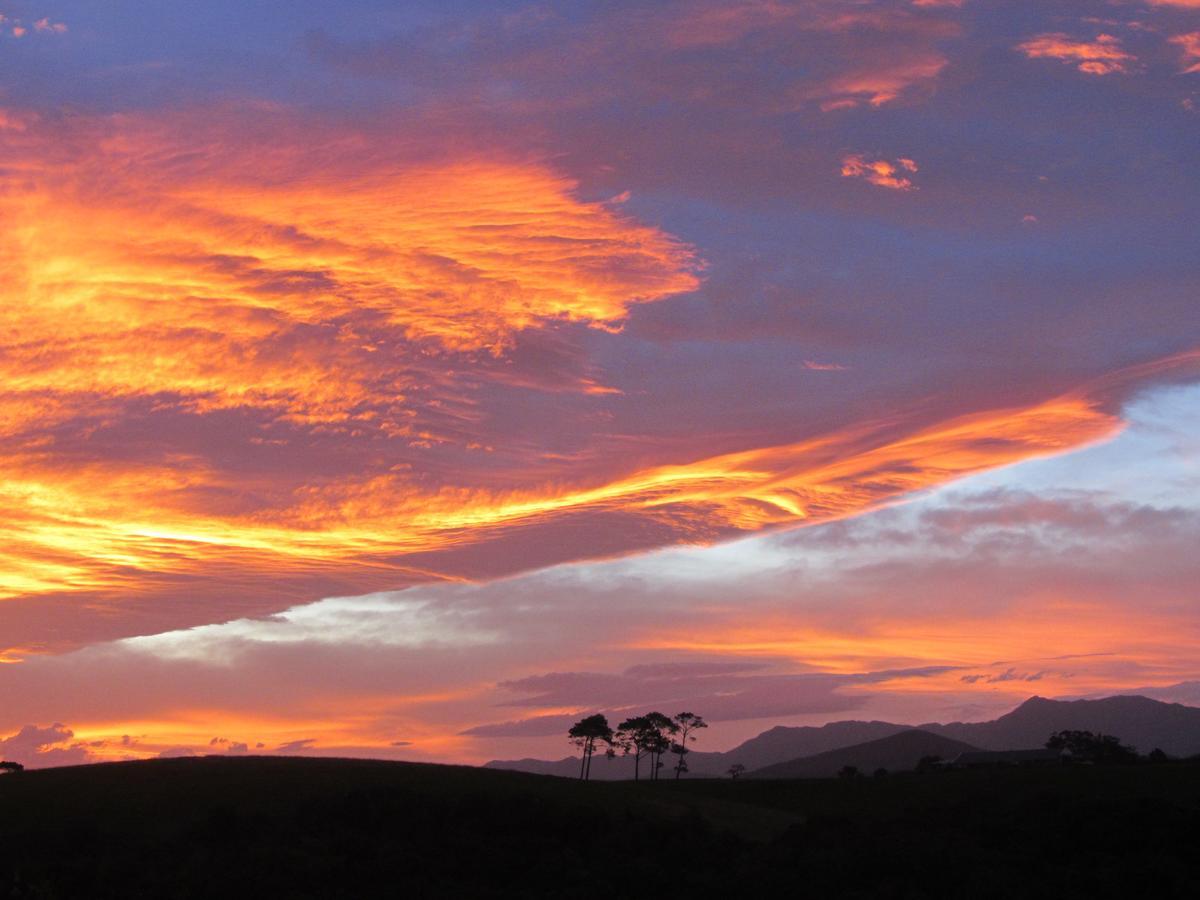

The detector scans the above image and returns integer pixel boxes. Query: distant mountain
[1084,681,1200,708]
[484,695,1200,779]
[486,720,910,780]
[684,721,911,776]
[919,696,1200,757]
[482,755,636,780]
[748,730,979,779]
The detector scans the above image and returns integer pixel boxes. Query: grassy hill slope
[2,755,1200,898]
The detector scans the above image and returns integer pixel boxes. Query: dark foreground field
[2,757,1198,899]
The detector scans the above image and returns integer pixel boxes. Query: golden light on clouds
[0,107,1193,666]
[840,154,919,190]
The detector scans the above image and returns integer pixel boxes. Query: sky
[0,0,1198,767]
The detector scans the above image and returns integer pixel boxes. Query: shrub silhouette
[0,761,23,774]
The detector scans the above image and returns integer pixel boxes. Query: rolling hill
[3,752,1200,897]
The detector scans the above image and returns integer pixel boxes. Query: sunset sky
[1,0,1199,767]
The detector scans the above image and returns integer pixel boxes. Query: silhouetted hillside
[3,754,1200,898]
[920,695,1200,756]
[748,730,979,779]
[482,755,604,779]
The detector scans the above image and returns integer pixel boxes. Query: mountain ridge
[484,694,1200,779]
[747,729,979,779]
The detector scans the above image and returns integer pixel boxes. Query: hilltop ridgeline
[486,695,1200,779]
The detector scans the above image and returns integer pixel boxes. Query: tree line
[568,712,707,780]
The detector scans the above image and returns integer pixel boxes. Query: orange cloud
[2,107,1196,660]
[0,109,695,617]
[630,593,1200,709]
[1017,33,1136,76]
[1170,32,1200,73]
[840,154,919,190]
[0,376,1126,654]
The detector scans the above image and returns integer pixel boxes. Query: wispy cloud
[1170,32,1200,73]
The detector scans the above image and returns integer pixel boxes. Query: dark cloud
[276,739,317,752]
[473,663,957,731]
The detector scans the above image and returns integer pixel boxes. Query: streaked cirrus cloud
[0,0,1198,767]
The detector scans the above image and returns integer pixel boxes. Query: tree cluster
[568,712,707,780]
[1046,730,1139,764]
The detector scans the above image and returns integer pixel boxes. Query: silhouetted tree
[615,716,651,782]
[0,761,23,774]
[727,763,745,780]
[647,730,672,780]
[838,765,860,780]
[616,712,678,781]
[1046,730,1138,764]
[670,712,708,780]
[568,714,614,781]
[872,768,889,779]
[1148,748,1169,763]
[645,712,678,781]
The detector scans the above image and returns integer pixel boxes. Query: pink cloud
[1017,33,1136,76]
[33,17,66,34]
[812,54,948,109]
[1170,32,1200,73]
[0,109,26,131]
[0,13,66,38]
[0,723,97,768]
